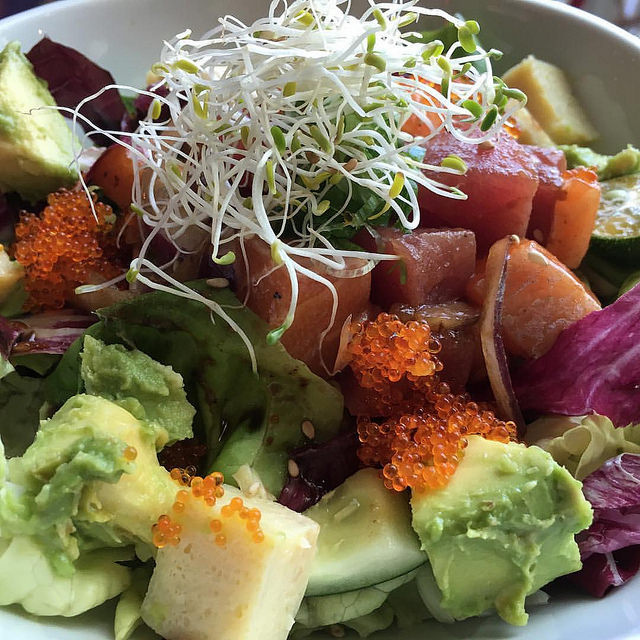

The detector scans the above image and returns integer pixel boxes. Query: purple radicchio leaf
[0,315,22,360]
[3,310,95,358]
[564,454,640,597]
[278,429,361,512]
[26,37,126,146]
[578,454,640,559]
[514,283,640,427]
[566,546,640,598]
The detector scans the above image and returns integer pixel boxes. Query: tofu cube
[503,55,597,145]
[141,483,319,640]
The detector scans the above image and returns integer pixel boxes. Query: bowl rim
[2,0,640,57]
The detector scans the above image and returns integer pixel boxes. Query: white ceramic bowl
[1,1,640,639]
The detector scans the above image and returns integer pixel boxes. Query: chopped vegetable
[26,37,127,144]
[590,172,640,267]
[528,414,640,481]
[567,454,640,597]
[278,429,360,512]
[478,235,525,432]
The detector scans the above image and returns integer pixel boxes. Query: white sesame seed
[288,459,300,478]
[301,420,315,439]
[206,277,230,288]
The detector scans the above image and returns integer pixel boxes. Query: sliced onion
[325,258,376,279]
[479,235,526,437]
[331,314,356,375]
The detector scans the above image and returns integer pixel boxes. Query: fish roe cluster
[347,313,443,413]
[358,392,516,493]
[348,314,517,493]
[169,467,225,507]
[152,514,182,549]
[156,469,264,549]
[12,189,123,311]
[220,496,264,545]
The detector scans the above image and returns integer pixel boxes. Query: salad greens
[47,284,343,495]
[0,536,132,617]
[527,414,640,481]
[573,454,640,597]
[0,362,44,457]
[1,0,640,637]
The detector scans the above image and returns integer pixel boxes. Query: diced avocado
[141,484,319,640]
[0,42,78,202]
[410,436,593,626]
[304,468,426,597]
[503,55,597,145]
[561,144,640,180]
[80,335,195,449]
[12,394,177,551]
[0,244,23,303]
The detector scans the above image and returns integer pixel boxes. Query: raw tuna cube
[417,131,540,252]
[357,227,476,308]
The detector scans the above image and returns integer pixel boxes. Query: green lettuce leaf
[0,358,45,458]
[343,603,395,637]
[80,335,195,448]
[385,578,432,629]
[0,535,131,617]
[293,571,416,638]
[526,414,640,480]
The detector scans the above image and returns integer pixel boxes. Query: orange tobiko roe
[154,469,264,550]
[12,189,123,311]
[347,313,517,493]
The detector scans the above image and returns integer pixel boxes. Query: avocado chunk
[0,42,77,202]
[410,436,593,626]
[561,144,640,180]
[80,335,195,449]
[10,394,178,555]
[304,468,426,597]
[141,484,319,640]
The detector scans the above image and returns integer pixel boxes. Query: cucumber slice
[590,172,640,267]
[304,468,426,597]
